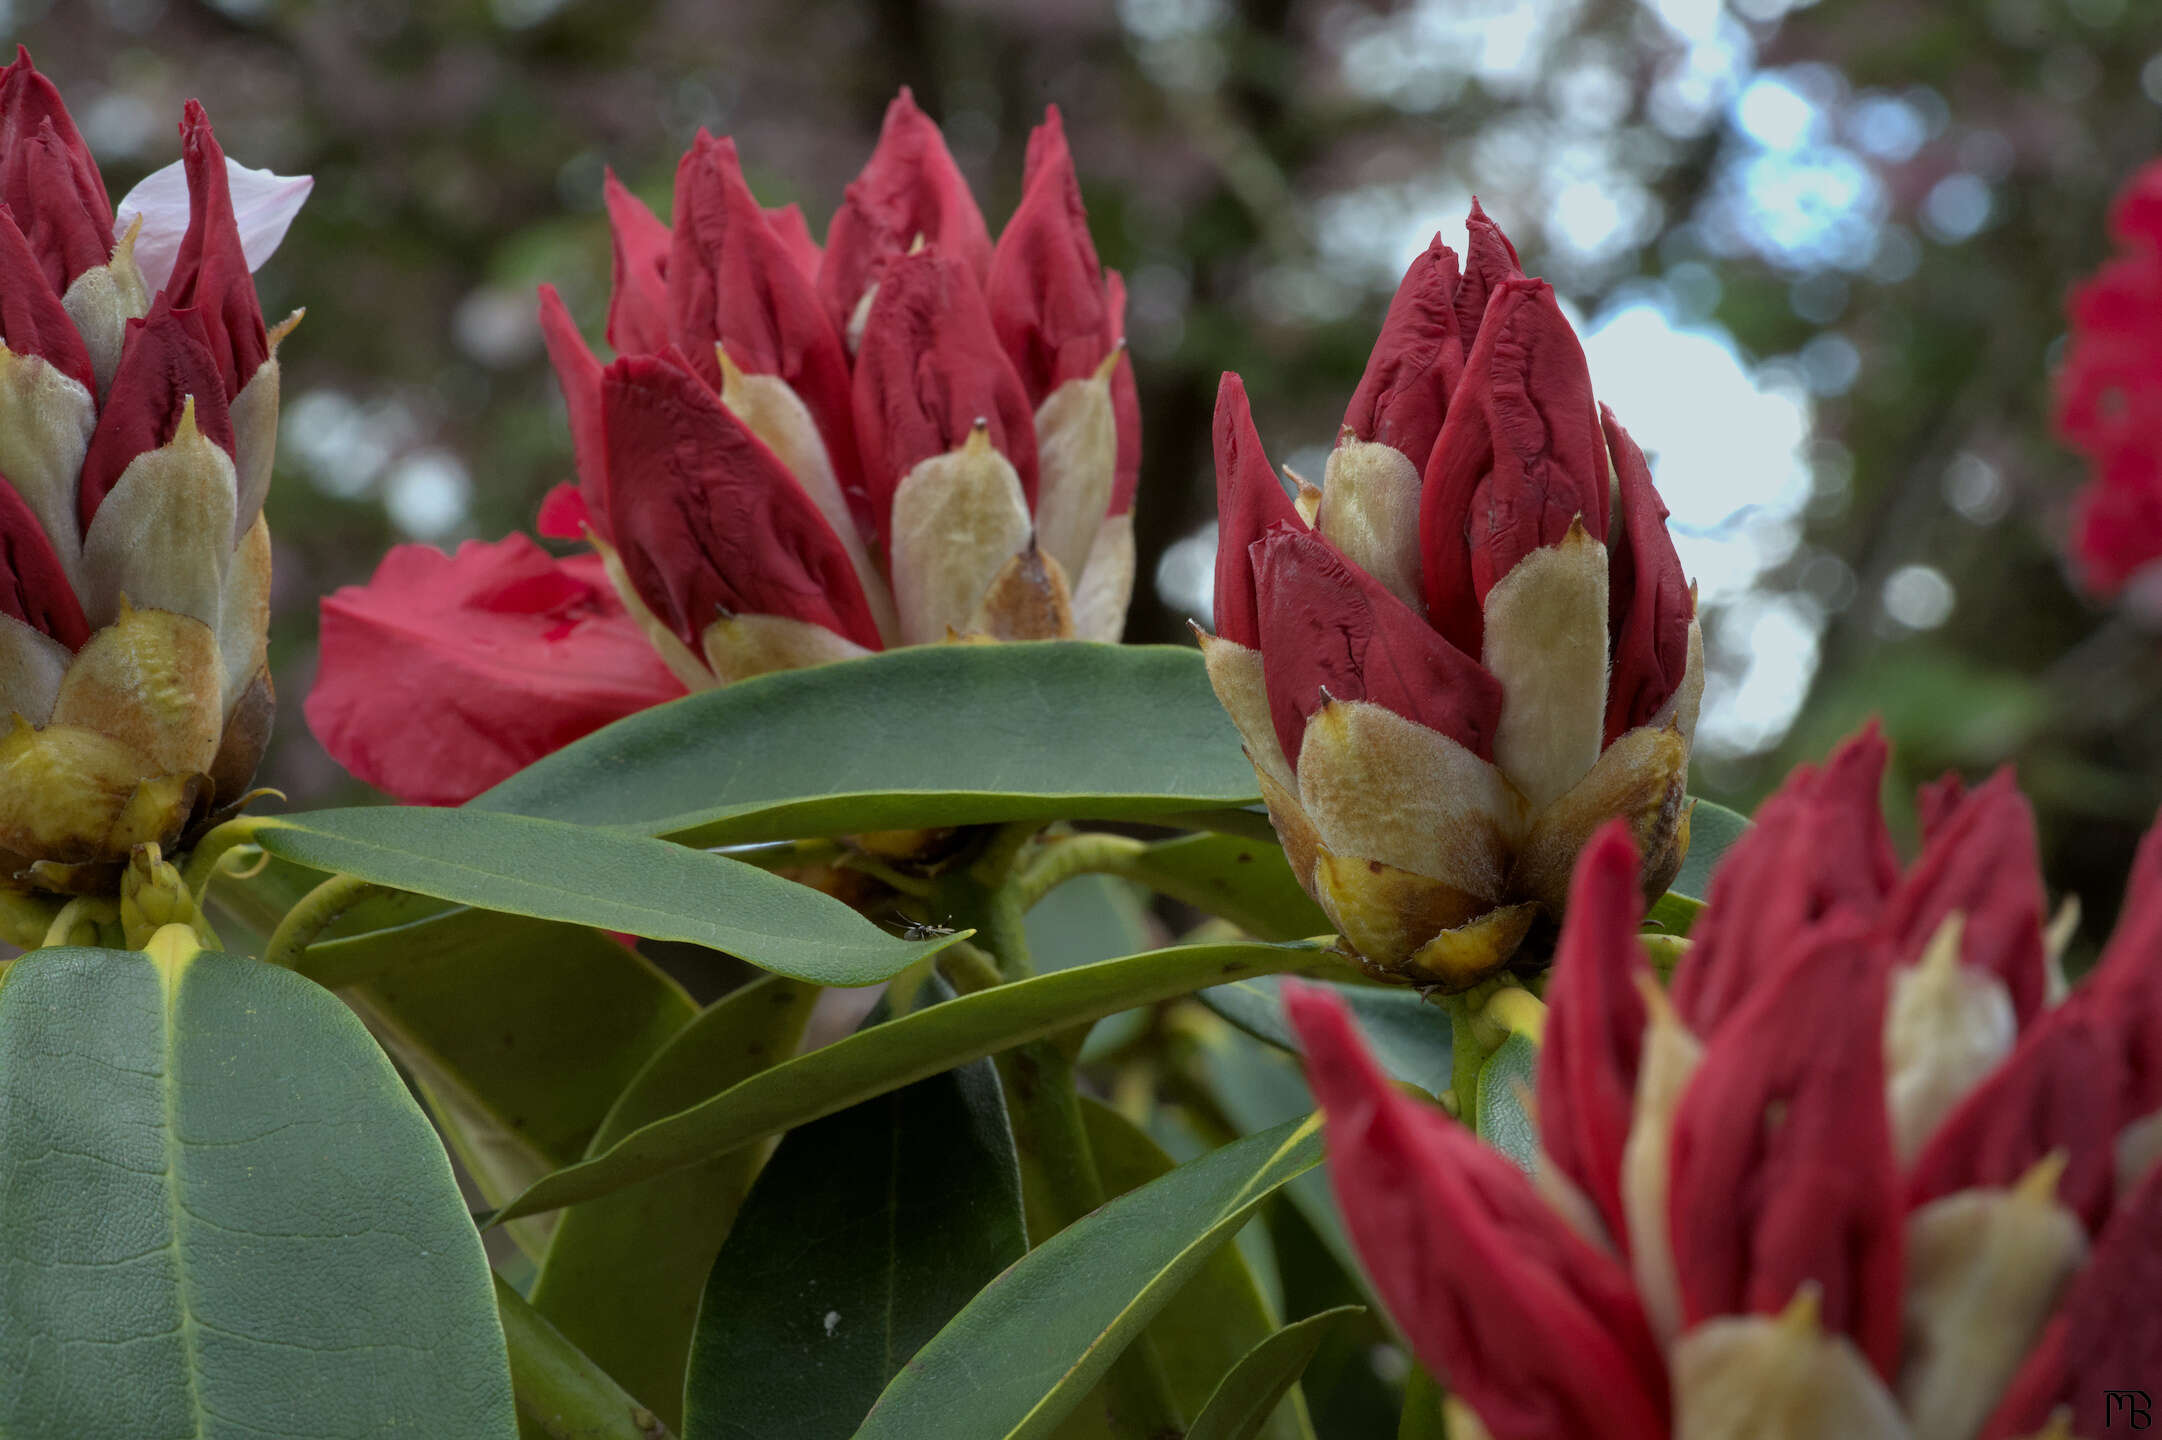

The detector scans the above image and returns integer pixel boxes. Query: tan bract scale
[218,515,272,716]
[51,605,223,776]
[1509,721,1690,917]
[0,614,72,725]
[1481,518,1611,814]
[1312,846,1498,971]
[966,543,1074,641]
[1673,1292,1911,1440]
[701,612,874,686]
[1196,632,1292,790]
[888,425,1034,647]
[1030,367,1116,587]
[1884,914,2019,1165]
[1317,438,1424,611]
[0,347,95,576]
[2118,1109,2162,1202]
[1623,973,1702,1347]
[1068,510,1134,644]
[77,399,237,630]
[59,218,150,396]
[0,721,196,866]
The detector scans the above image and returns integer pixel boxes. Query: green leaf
[498,1274,672,1440]
[1026,873,1156,973]
[1670,796,1750,905]
[854,1117,1324,1440]
[329,908,696,1261]
[1186,1309,1363,1440]
[533,973,821,1430]
[1200,976,1452,1094]
[1094,832,1330,941]
[0,946,515,1436]
[471,643,1261,844]
[251,808,962,985]
[488,940,1328,1227]
[683,987,1026,1440]
[1079,1101,1312,1440]
[1473,1029,1541,1173]
[1396,1365,1449,1440]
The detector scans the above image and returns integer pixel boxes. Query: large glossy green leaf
[683,988,1025,1440]
[0,945,515,1436]
[498,1274,671,1440]
[533,974,821,1429]
[1186,1309,1362,1440]
[251,808,962,985]
[471,643,1260,843]
[333,908,696,1261]
[489,940,1329,1226]
[1671,797,1749,903]
[1474,1030,1541,1173]
[1200,976,1451,1095]
[855,1117,1323,1440]
[1078,1101,1311,1440]
[1111,833,1330,941]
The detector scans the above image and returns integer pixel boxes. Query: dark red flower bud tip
[1454,196,1525,341]
[602,168,672,358]
[1340,233,1464,473]
[1210,371,1302,648]
[0,203,94,394]
[77,297,237,531]
[0,48,113,282]
[987,104,1110,406]
[1539,819,1650,1250]
[1602,405,1691,744]
[166,99,270,398]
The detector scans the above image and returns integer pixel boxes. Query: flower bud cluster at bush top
[0,50,306,895]
[1203,205,1701,991]
[1291,724,2162,1440]
[2057,159,2162,602]
[306,92,1140,807]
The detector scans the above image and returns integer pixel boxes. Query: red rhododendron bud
[163,100,269,399]
[1667,921,1906,1380]
[537,283,612,544]
[665,130,859,509]
[1287,984,1671,1440]
[1880,769,2049,1025]
[1916,770,1968,841]
[1209,372,1303,650]
[1453,196,1523,342]
[76,297,235,530]
[1253,525,1503,767]
[0,478,86,648]
[1669,725,1898,1035]
[0,50,112,294]
[307,538,686,806]
[763,202,822,283]
[818,89,993,339]
[986,107,1110,406]
[851,247,1040,541]
[0,203,94,394]
[1601,407,1692,744]
[1539,819,1652,1250]
[1339,235,1464,473]
[602,350,883,654]
[1421,276,1609,656]
[602,169,672,358]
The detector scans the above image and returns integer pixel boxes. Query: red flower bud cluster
[0,51,296,891]
[1290,725,2162,1438]
[309,93,1139,805]
[1203,204,1699,988]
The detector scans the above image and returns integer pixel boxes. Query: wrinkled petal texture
[1420,278,1609,657]
[1210,371,1302,648]
[163,100,269,397]
[1666,919,1906,1381]
[1340,234,1463,472]
[1600,406,1691,743]
[0,49,112,294]
[603,351,882,651]
[77,297,236,531]
[0,203,94,393]
[1538,819,1650,1251]
[817,88,993,335]
[1452,196,1523,343]
[986,107,1111,406]
[1253,526,1503,767]
[306,536,686,806]
[602,169,673,358]
[851,248,1039,545]
[1287,984,1670,1440]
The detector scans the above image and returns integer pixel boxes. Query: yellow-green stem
[179,815,267,903]
[262,873,380,969]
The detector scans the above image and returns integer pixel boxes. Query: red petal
[1453,197,1524,344]
[535,482,590,540]
[1253,526,1503,765]
[0,49,112,293]
[305,535,686,806]
[0,204,93,394]
[1419,278,1609,658]
[602,169,672,357]
[1538,820,1650,1251]
[849,247,1039,547]
[1915,771,1968,842]
[538,283,612,545]
[764,202,823,283]
[1107,269,1141,515]
[1880,769,2048,1026]
[0,474,86,648]
[1667,920,1905,1380]
[1341,234,1464,471]
[1669,724,1898,1036]
[1601,406,1691,742]
[77,297,235,531]
[2085,816,2162,1128]
[817,88,993,337]
[163,101,269,397]
[1210,371,1302,648]
[602,350,882,651]
[1977,1161,2162,1440]
[986,106,1110,407]
[1287,985,1671,1440]
[665,131,861,528]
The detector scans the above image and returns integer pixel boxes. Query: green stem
[1014,832,1148,910]
[179,815,267,903]
[495,1273,674,1439]
[262,873,379,969]
[1444,994,1483,1129]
